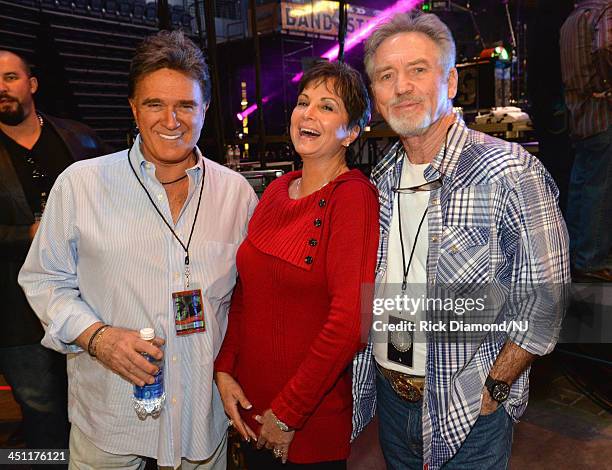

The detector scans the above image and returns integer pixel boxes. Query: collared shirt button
[431,235,438,242]
[172,397,177,404]
[314,218,322,227]
[431,198,439,205]
[450,245,459,253]
[172,356,177,362]
[318,199,326,207]
[304,256,313,264]
[429,276,435,284]
[157,193,164,201]
[308,238,318,247]
[174,272,180,280]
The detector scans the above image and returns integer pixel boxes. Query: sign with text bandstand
[280,1,379,39]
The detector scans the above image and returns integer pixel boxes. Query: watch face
[492,382,510,402]
[391,329,413,352]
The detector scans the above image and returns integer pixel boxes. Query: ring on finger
[273,448,283,458]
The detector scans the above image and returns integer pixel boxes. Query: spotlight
[235,95,273,121]
[290,0,422,82]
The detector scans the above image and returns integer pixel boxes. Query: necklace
[128,149,205,289]
[36,112,43,128]
[160,173,188,185]
[158,153,197,185]
[293,177,330,198]
[293,166,347,198]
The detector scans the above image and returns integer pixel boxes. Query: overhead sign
[280,1,379,38]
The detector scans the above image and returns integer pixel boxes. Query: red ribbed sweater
[214,169,379,463]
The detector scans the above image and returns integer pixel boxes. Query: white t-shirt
[373,157,429,376]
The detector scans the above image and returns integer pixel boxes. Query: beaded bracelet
[87,324,108,357]
[91,326,111,358]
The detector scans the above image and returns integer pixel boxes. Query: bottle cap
[139,328,155,340]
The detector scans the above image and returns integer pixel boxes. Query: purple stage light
[291,72,304,83]
[238,1,422,121]
[293,0,422,81]
[236,95,272,121]
[237,103,257,121]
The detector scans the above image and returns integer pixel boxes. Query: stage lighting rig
[421,0,452,12]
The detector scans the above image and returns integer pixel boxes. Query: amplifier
[455,59,511,112]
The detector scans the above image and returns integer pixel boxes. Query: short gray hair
[364,12,456,81]
[128,30,211,103]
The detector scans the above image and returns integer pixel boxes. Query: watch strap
[485,375,496,390]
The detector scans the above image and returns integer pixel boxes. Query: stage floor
[1,352,610,469]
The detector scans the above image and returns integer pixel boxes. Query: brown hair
[0,50,33,77]
[128,30,211,102]
[298,60,371,135]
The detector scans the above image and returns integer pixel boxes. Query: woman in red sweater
[214,61,379,469]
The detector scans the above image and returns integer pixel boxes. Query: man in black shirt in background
[0,50,107,456]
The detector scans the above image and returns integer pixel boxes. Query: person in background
[19,31,257,469]
[560,0,612,282]
[352,12,569,470]
[214,61,379,469]
[0,49,107,461]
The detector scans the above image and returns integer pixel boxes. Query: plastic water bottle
[132,328,165,419]
[226,145,236,169]
[34,192,47,222]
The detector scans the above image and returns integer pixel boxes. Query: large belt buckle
[392,374,423,402]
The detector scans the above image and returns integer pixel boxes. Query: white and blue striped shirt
[19,137,258,467]
[352,115,570,469]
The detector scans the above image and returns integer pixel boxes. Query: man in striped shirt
[560,0,612,281]
[352,12,569,470]
[19,31,258,469]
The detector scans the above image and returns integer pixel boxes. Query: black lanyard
[397,192,428,292]
[395,125,452,291]
[127,147,205,288]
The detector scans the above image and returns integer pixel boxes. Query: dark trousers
[566,126,612,271]
[242,443,346,470]
[0,342,69,457]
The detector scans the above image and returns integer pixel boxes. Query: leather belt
[377,364,425,402]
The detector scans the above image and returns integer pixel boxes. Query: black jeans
[0,342,69,465]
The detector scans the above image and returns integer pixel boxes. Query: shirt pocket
[191,240,239,354]
[194,240,239,302]
[437,226,490,285]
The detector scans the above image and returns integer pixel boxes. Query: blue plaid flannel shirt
[352,115,570,469]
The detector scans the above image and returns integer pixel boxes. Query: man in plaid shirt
[352,12,570,470]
